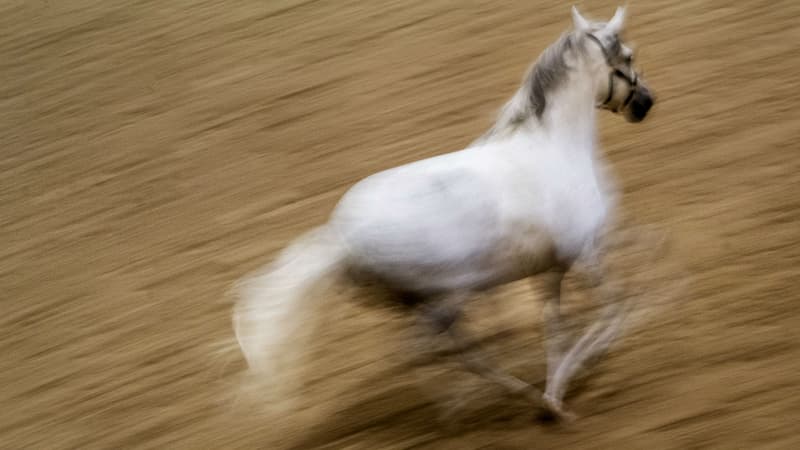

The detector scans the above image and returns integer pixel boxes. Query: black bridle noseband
[585,33,638,112]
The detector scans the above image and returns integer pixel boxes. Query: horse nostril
[641,95,653,111]
[629,91,653,122]
[635,100,650,117]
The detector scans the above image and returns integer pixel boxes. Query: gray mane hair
[474,31,586,144]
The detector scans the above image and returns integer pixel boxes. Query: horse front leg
[538,269,577,420]
[543,252,630,415]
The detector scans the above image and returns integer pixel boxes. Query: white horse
[233,6,654,420]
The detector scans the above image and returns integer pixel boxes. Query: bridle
[586,33,638,112]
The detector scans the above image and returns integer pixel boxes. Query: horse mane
[474,30,583,144]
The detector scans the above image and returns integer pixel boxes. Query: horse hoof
[540,394,577,423]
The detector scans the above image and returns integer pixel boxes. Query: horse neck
[531,71,599,155]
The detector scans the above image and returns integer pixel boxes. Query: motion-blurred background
[2,0,799,448]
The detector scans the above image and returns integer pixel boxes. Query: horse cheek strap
[587,33,637,112]
[604,72,615,105]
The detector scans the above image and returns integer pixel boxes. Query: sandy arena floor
[2,0,800,448]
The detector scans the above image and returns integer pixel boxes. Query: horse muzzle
[625,83,654,123]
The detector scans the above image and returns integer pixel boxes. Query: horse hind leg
[418,294,464,334]
[417,292,544,406]
[447,323,542,402]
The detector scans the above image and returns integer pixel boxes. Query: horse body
[332,122,612,294]
[233,6,653,420]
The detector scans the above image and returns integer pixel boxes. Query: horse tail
[232,224,347,401]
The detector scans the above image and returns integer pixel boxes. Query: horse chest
[548,172,610,259]
[509,156,611,261]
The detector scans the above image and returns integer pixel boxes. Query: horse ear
[571,6,590,32]
[607,6,626,33]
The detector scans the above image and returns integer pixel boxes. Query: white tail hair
[232,225,347,400]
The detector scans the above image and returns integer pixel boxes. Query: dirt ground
[3,0,800,448]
